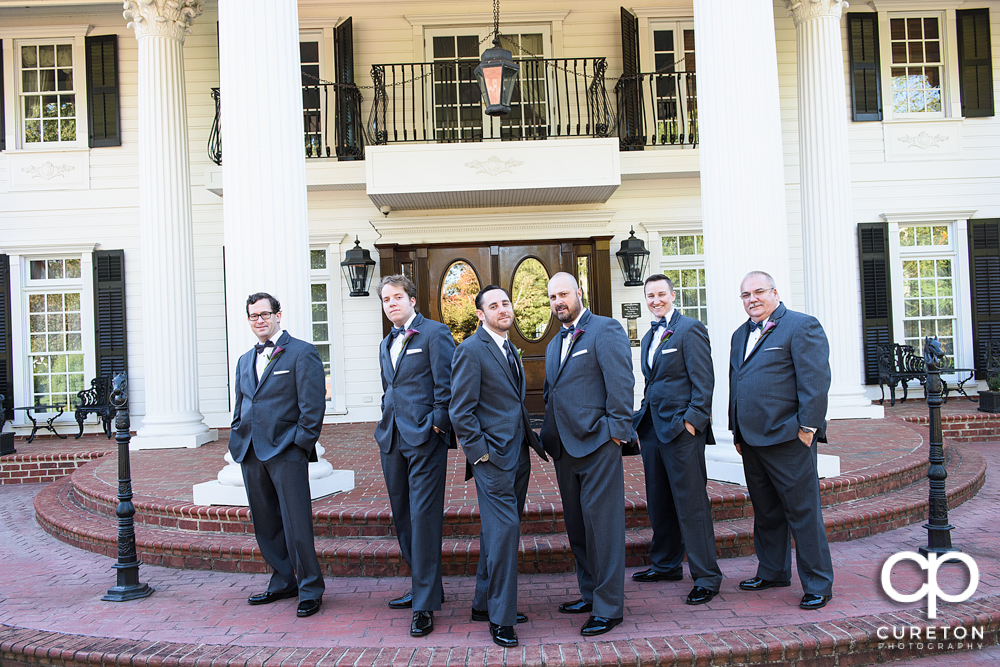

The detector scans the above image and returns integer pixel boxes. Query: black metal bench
[877,341,975,405]
[74,377,114,439]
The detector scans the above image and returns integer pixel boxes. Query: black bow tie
[390,326,406,338]
[560,325,576,339]
[651,319,666,331]
[254,340,275,355]
[751,319,766,331]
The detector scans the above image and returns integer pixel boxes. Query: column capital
[124,0,204,41]
[784,0,848,27]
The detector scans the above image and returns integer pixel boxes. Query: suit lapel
[479,326,518,389]
[742,303,787,366]
[650,310,681,373]
[553,310,591,383]
[640,328,653,377]
[253,330,290,397]
[380,334,395,382]
[391,313,424,376]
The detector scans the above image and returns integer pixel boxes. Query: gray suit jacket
[449,325,546,471]
[229,330,326,463]
[541,309,636,458]
[728,302,831,446]
[374,313,456,453]
[632,309,715,444]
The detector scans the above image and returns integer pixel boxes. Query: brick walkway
[1,416,998,664]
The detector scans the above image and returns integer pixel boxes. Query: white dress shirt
[482,324,513,359]
[256,329,282,380]
[744,317,768,361]
[559,309,587,363]
[389,312,418,369]
[648,307,675,369]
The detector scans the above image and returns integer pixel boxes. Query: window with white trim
[888,15,943,116]
[648,20,697,145]
[660,233,707,325]
[25,257,85,413]
[897,224,956,357]
[18,41,77,145]
[310,248,333,402]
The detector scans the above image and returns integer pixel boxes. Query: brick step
[60,443,933,539]
[33,443,985,576]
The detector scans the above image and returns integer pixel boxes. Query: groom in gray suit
[450,285,548,648]
[230,292,326,618]
[631,274,723,605]
[729,271,833,611]
[375,275,455,637]
[541,272,635,637]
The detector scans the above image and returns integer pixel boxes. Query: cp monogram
[880,551,979,619]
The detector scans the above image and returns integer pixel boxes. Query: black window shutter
[0,254,12,420]
[86,35,121,148]
[847,13,882,122]
[618,7,644,150]
[859,223,893,384]
[334,17,362,160]
[956,9,994,118]
[968,219,1000,378]
[93,249,128,378]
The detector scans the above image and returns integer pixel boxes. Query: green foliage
[987,373,1000,393]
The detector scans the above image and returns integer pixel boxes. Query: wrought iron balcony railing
[367,57,614,145]
[615,70,698,150]
[208,82,364,166]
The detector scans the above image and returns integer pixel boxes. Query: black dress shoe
[738,576,791,591]
[799,593,832,610]
[489,622,518,648]
[388,590,446,609]
[580,615,623,637]
[247,589,298,605]
[685,586,717,605]
[632,568,683,583]
[471,608,528,623]
[558,598,593,614]
[410,611,434,636]
[296,598,321,617]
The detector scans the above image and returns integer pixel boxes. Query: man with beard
[541,272,635,637]
[449,285,548,648]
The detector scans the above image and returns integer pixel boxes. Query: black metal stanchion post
[102,373,154,601]
[920,337,957,558]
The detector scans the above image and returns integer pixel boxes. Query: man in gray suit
[450,285,547,648]
[230,292,326,618]
[541,272,635,637]
[631,274,723,605]
[375,275,455,637]
[729,271,834,610]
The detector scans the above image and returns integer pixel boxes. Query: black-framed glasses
[248,312,275,322]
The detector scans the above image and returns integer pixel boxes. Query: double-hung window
[19,42,78,145]
[660,233,707,325]
[888,15,944,117]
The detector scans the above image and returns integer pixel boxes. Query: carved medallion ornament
[22,161,75,180]
[899,132,948,150]
[123,0,204,41]
[465,155,524,177]
[784,0,848,25]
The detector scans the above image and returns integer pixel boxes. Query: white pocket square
[272,370,290,375]
[572,348,589,357]
[406,348,423,354]
[764,346,783,351]
[661,348,678,355]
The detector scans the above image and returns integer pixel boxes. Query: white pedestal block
[130,429,219,451]
[706,443,841,486]
[191,444,354,506]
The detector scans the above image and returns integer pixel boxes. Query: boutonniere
[515,346,523,359]
[656,329,674,350]
[760,321,777,337]
[571,327,585,343]
[263,345,285,370]
[399,328,419,349]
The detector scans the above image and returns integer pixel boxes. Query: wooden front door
[377,238,612,413]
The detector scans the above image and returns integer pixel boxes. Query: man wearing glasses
[728,271,833,611]
[229,292,327,618]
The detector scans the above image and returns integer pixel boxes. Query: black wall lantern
[341,236,376,297]
[475,0,519,116]
[616,227,650,287]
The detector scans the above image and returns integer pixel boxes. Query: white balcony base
[129,429,218,451]
[706,443,841,486]
[192,468,355,506]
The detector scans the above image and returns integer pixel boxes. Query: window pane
[22,70,38,93]
[65,259,81,278]
[440,261,481,344]
[39,45,55,67]
[310,249,327,270]
[512,258,551,342]
[21,45,37,67]
[661,236,679,256]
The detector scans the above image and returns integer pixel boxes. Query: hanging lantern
[616,227,650,287]
[475,37,520,116]
[341,236,376,297]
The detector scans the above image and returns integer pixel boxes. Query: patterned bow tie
[560,325,576,339]
[390,326,406,338]
[254,340,274,355]
[651,319,666,331]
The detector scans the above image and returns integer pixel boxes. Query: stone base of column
[706,441,842,486]
[130,429,219,450]
[827,385,885,421]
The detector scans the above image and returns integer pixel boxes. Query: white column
[786,0,882,420]
[219,0,312,360]
[125,0,217,450]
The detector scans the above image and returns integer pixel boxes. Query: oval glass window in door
[440,260,481,343]
[511,257,552,341]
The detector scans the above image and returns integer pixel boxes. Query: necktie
[390,326,405,338]
[254,340,274,355]
[651,319,665,331]
[503,340,520,383]
[560,325,576,339]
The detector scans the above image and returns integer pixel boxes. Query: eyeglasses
[248,312,275,322]
[740,288,774,301]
